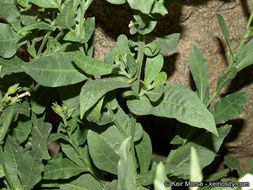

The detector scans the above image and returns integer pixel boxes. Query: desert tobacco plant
[0,0,253,189]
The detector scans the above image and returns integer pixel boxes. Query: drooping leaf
[72,53,113,75]
[166,125,231,178]
[152,33,180,54]
[0,23,21,58]
[29,0,59,8]
[190,147,203,183]
[234,39,253,72]
[79,77,130,118]
[59,174,103,190]
[55,0,75,30]
[144,54,164,86]
[127,84,218,136]
[189,46,210,103]
[135,132,152,174]
[127,0,155,14]
[224,155,243,175]
[154,162,171,190]
[18,22,53,34]
[212,92,248,124]
[22,53,87,87]
[118,137,136,190]
[87,130,120,175]
[216,14,233,57]
[132,13,157,35]
[43,158,87,180]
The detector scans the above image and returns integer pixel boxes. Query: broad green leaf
[87,130,120,175]
[55,0,75,30]
[189,46,210,103]
[86,97,104,123]
[3,136,22,189]
[59,174,102,190]
[154,162,171,190]
[0,0,20,25]
[0,106,15,142]
[126,54,138,77]
[234,39,253,72]
[145,85,164,102]
[72,53,113,75]
[43,158,87,179]
[127,0,155,14]
[32,118,52,160]
[0,56,25,78]
[151,0,168,16]
[0,23,21,58]
[104,180,118,190]
[127,84,218,136]
[17,0,30,8]
[216,67,237,95]
[106,0,126,4]
[151,72,167,88]
[216,14,233,57]
[190,147,203,183]
[224,155,242,175]
[118,137,136,190]
[132,14,157,35]
[29,0,58,8]
[152,33,180,54]
[61,142,83,166]
[205,168,230,181]
[18,22,53,35]
[79,77,130,118]
[166,125,231,178]
[0,164,4,178]
[64,17,95,43]
[135,132,152,174]
[117,34,130,55]
[144,54,164,86]
[212,92,248,124]
[17,147,44,190]
[12,119,32,144]
[136,163,157,186]
[22,53,87,87]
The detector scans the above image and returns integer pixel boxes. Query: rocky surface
[87,0,253,172]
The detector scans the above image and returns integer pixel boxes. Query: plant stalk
[37,31,52,56]
[136,34,145,93]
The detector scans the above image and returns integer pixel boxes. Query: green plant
[0,0,253,189]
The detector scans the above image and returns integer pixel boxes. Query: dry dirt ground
[87,0,253,172]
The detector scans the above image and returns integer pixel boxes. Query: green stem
[205,90,218,108]
[136,34,145,93]
[37,31,52,56]
[0,145,16,190]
